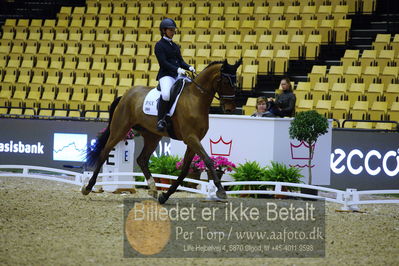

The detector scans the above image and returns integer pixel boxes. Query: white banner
[169,115,332,185]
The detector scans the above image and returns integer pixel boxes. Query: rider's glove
[189,66,196,73]
[177,67,186,75]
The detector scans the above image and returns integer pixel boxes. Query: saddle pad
[142,86,184,117]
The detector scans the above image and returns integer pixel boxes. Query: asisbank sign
[331,148,399,177]
[0,140,44,154]
[330,130,399,190]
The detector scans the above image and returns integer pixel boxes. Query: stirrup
[157,119,167,131]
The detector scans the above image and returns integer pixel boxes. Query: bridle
[215,72,237,101]
[187,67,237,102]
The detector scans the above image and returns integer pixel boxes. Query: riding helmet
[159,18,177,35]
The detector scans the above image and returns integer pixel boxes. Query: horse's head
[216,59,242,113]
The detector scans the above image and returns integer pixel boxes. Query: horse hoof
[216,190,227,199]
[148,190,158,199]
[158,193,168,205]
[81,186,91,196]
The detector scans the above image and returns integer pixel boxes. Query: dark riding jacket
[271,90,296,117]
[155,38,190,80]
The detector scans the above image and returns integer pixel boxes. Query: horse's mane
[204,60,224,70]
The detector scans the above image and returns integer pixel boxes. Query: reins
[186,69,237,101]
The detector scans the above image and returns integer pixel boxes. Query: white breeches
[159,76,176,101]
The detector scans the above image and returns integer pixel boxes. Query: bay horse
[82,59,242,204]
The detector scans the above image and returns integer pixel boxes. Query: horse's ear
[234,58,243,69]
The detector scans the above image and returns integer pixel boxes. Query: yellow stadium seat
[305,34,322,59]
[387,102,399,121]
[351,100,369,120]
[312,82,329,103]
[294,82,311,101]
[347,82,366,104]
[7,54,21,68]
[344,66,362,84]
[296,99,314,113]
[3,67,18,84]
[335,19,351,43]
[65,40,80,55]
[31,68,45,84]
[76,55,92,71]
[10,40,25,54]
[330,82,347,104]
[341,50,360,71]
[375,122,395,130]
[327,66,344,85]
[372,34,391,52]
[210,20,225,29]
[60,70,74,85]
[97,15,111,28]
[377,49,395,69]
[122,42,136,56]
[16,69,31,85]
[362,66,380,87]
[63,55,77,70]
[28,27,41,41]
[308,65,327,87]
[24,41,38,55]
[380,66,399,86]
[332,100,351,120]
[0,40,12,54]
[302,19,318,37]
[369,101,388,120]
[318,19,334,43]
[289,34,305,59]
[258,49,273,73]
[75,70,89,86]
[301,5,317,20]
[15,26,28,40]
[315,100,332,118]
[359,49,378,72]
[56,85,71,102]
[273,34,289,51]
[385,84,399,106]
[0,84,13,99]
[273,50,290,74]
[285,5,300,20]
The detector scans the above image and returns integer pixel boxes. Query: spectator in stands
[251,97,268,117]
[155,18,195,132]
[263,77,296,117]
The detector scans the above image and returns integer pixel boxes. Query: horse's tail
[85,96,122,167]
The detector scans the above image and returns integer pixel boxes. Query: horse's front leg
[185,136,227,200]
[158,147,195,204]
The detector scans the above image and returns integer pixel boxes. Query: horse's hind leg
[136,132,162,199]
[82,120,132,195]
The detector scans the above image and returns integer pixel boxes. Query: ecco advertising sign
[330,130,399,190]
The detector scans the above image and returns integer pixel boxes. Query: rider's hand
[177,67,186,75]
[189,66,196,73]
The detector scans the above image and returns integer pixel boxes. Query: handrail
[1,164,398,211]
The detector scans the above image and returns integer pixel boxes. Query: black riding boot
[157,98,169,131]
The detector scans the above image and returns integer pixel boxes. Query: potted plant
[148,155,182,190]
[289,110,328,196]
[206,156,236,181]
[263,161,303,198]
[230,161,266,198]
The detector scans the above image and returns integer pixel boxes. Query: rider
[155,18,195,131]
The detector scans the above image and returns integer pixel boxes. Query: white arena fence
[1,165,398,211]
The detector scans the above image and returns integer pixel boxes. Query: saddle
[142,77,189,117]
